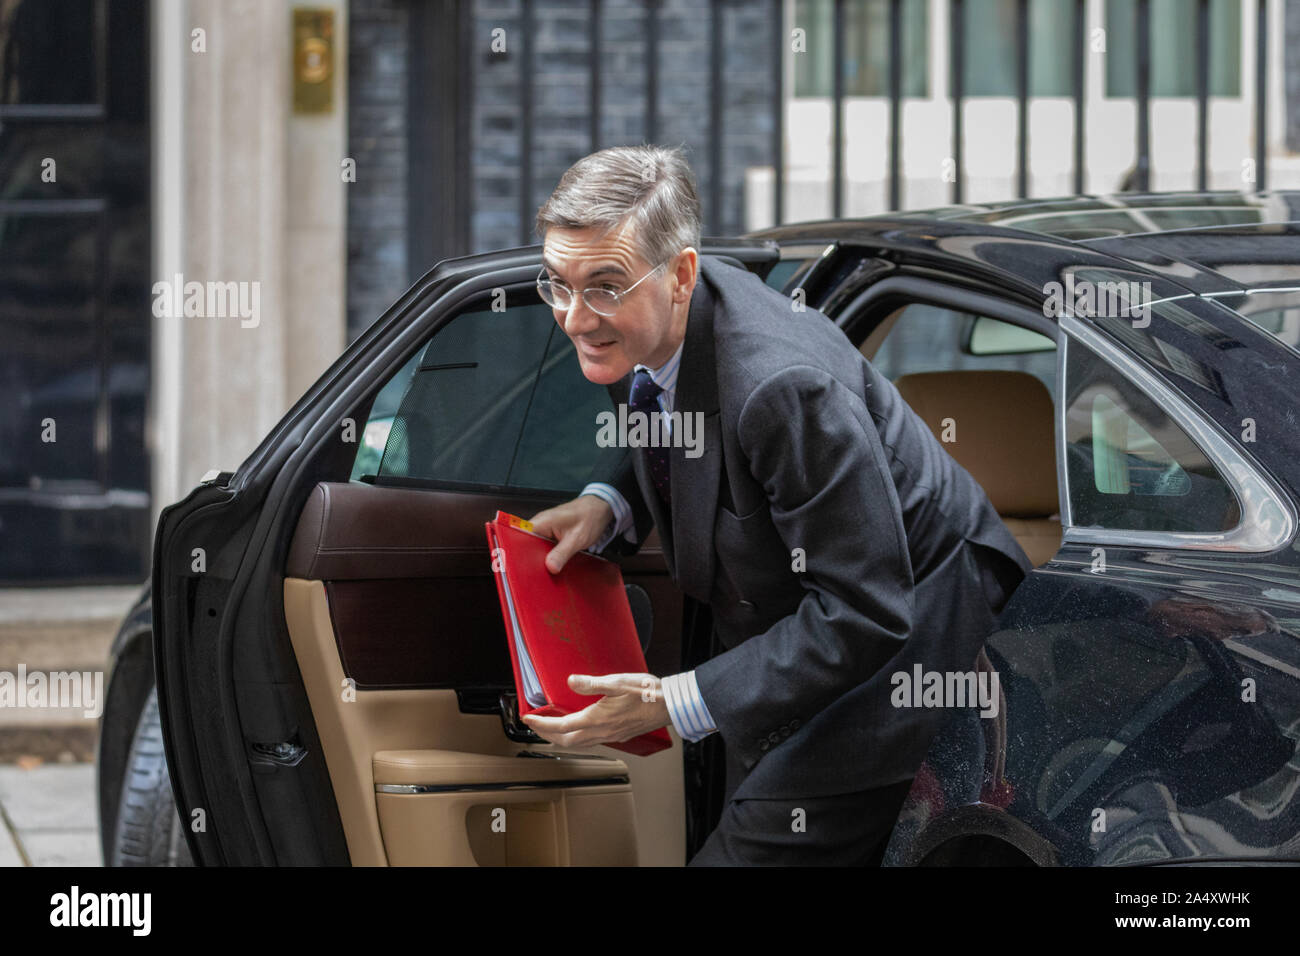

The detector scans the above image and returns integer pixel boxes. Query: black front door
[0,0,151,583]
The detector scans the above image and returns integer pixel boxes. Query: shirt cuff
[661,671,717,742]
[580,482,636,549]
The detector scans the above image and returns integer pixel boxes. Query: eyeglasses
[536,260,668,317]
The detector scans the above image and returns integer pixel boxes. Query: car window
[868,303,1058,400]
[1063,337,1240,534]
[764,258,807,292]
[349,350,419,479]
[349,301,613,493]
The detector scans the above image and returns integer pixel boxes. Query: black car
[98,190,1300,866]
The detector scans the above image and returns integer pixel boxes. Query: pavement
[0,764,101,866]
[0,586,141,867]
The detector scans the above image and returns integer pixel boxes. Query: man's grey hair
[535,144,702,270]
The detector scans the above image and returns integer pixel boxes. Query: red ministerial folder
[485,511,672,757]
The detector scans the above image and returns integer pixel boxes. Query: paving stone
[18,831,101,868]
[0,765,98,832]
[0,820,25,866]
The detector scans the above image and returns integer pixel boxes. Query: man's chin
[577,355,631,385]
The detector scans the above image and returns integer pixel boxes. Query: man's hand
[529,494,613,574]
[522,674,669,748]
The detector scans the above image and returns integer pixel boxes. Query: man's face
[541,223,686,385]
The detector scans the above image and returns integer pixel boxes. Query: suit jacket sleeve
[692,364,916,774]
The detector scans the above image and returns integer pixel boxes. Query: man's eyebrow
[541,257,629,282]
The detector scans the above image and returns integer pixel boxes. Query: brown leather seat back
[894,369,1061,566]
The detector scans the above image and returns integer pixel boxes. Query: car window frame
[765,241,839,296]
[1058,312,1296,554]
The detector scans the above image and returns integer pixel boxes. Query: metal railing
[508,0,1274,242]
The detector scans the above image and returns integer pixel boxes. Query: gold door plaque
[293,8,334,114]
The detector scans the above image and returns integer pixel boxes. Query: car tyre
[109,686,194,866]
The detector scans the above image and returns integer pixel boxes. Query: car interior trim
[375,778,632,794]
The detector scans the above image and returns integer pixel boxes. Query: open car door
[152,240,780,865]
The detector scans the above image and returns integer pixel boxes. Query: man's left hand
[521,674,669,748]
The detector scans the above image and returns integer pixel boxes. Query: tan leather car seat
[893,370,1061,567]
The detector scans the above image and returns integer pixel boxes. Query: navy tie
[629,369,671,507]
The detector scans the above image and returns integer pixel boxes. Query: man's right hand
[529,494,613,574]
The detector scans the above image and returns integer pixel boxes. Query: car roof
[745,190,1300,297]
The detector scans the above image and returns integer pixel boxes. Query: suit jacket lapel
[669,264,722,604]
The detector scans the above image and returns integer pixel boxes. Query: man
[521,144,1034,865]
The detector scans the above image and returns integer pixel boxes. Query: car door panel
[282,479,685,865]
[372,748,641,865]
[284,481,683,681]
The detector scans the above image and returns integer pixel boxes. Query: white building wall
[150,0,349,523]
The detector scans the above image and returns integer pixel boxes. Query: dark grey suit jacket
[593,255,1035,801]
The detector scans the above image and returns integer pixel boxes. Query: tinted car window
[1063,338,1240,534]
[351,301,612,492]
[511,327,616,490]
[764,258,807,292]
[349,350,419,480]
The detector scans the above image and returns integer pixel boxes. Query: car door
[869,272,1300,866]
[980,299,1298,866]
[152,240,780,866]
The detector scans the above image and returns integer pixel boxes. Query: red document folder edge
[485,511,671,757]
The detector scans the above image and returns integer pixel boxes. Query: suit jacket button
[790,719,801,730]
[738,599,756,611]
[759,739,769,751]
[768,731,780,745]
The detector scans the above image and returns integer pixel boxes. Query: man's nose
[559,295,600,335]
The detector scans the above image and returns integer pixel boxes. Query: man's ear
[672,247,699,304]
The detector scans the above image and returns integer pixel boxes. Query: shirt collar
[635,336,685,396]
